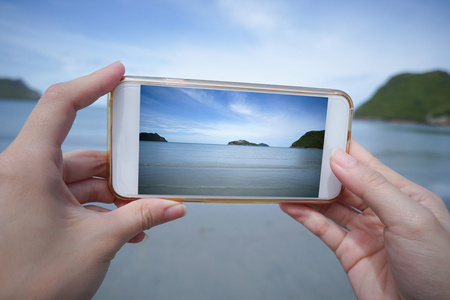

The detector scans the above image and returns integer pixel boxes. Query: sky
[1,0,449,108]
[140,85,327,146]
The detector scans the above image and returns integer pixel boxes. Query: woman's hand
[0,62,186,299]
[281,139,450,300]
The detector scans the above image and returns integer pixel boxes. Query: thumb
[330,148,427,227]
[102,198,186,246]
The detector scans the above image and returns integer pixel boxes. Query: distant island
[356,70,450,126]
[290,130,325,149]
[228,140,269,147]
[139,132,167,142]
[0,78,41,100]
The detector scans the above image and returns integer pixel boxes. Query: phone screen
[138,85,328,198]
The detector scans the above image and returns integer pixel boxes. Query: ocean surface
[139,141,322,198]
[1,98,450,300]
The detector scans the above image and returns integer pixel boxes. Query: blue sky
[140,85,327,147]
[1,0,449,108]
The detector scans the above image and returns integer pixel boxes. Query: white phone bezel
[108,77,353,203]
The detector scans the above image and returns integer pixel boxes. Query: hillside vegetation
[356,71,450,125]
[290,130,325,149]
[139,132,168,142]
[228,140,269,146]
[0,79,41,100]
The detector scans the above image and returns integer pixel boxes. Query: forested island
[0,78,41,100]
[356,70,450,126]
[290,130,325,149]
[139,132,167,142]
[228,140,269,147]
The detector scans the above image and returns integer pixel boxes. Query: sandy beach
[1,100,449,299]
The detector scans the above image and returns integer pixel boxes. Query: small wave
[139,185,317,191]
[139,163,319,170]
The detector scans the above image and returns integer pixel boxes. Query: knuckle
[86,180,100,203]
[41,82,81,112]
[362,169,388,190]
[42,83,69,102]
[359,169,390,200]
[38,83,69,113]
[315,220,331,238]
[422,189,444,204]
[92,150,108,173]
[365,155,383,171]
[138,204,154,230]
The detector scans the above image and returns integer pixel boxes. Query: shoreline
[354,116,450,127]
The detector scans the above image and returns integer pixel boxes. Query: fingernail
[106,61,124,71]
[331,148,357,168]
[141,233,149,243]
[163,203,187,223]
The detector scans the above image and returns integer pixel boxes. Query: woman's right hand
[281,139,450,299]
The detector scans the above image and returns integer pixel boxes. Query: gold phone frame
[108,76,353,203]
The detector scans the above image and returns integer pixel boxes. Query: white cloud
[217,0,286,34]
[229,102,254,116]
[179,88,225,111]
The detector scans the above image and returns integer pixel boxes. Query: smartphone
[108,76,353,203]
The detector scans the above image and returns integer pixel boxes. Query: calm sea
[1,98,450,300]
[139,141,322,197]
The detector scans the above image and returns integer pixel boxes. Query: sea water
[2,99,450,299]
[139,141,322,197]
[1,99,449,203]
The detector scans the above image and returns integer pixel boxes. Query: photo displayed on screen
[138,85,328,197]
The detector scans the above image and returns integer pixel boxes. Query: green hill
[355,70,450,125]
[228,140,269,146]
[0,78,41,100]
[290,130,325,149]
[139,132,167,142]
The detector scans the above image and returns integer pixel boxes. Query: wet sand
[94,203,356,300]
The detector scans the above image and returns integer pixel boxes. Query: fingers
[79,196,186,247]
[330,148,433,228]
[339,140,447,216]
[111,200,155,244]
[280,203,346,253]
[312,201,363,231]
[63,150,113,205]
[347,139,410,190]
[338,139,404,213]
[100,199,186,247]
[67,178,115,205]
[126,232,148,244]
[18,62,125,151]
[63,150,108,183]
[83,204,148,244]
[336,188,369,213]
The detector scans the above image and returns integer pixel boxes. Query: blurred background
[1,0,449,299]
